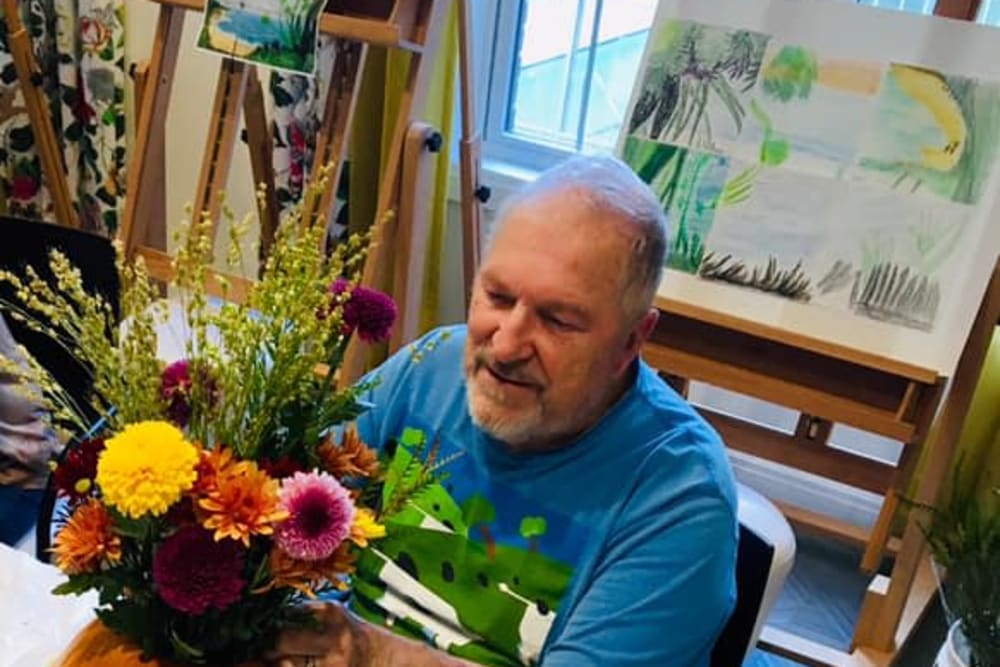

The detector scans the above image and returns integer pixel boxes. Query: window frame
[479,0,596,174]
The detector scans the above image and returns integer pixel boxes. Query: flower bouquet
[0,185,408,665]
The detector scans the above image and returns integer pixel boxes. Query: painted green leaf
[519,516,548,540]
[762,46,819,102]
[761,137,789,167]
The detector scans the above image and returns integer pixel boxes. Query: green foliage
[762,46,819,102]
[913,464,999,667]
[380,430,448,520]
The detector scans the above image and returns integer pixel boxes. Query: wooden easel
[119,0,485,333]
[643,256,1000,666]
[1,0,78,228]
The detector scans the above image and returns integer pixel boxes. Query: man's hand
[267,602,479,667]
[269,602,369,667]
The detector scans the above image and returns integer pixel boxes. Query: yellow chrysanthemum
[52,499,121,575]
[96,421,199,518]
[349,508,386,548]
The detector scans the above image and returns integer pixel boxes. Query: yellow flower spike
[349,508,386,548]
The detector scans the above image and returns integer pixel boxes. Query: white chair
[710,482,796,666]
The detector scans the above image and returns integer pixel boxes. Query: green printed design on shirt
[353,431,575,666]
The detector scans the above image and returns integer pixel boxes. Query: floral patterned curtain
[269,37,342,234]
[0,0,125,236]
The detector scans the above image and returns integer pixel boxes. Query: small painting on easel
[197,0,325,75]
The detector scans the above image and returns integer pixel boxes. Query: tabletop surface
[0,544,97,667]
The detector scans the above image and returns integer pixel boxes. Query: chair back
[0,216,119,561]
[0,217,119,422]
[710,525,776,666]
[710,483,796,666]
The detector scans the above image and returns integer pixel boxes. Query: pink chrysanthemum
[327,278,397,343]
[275,471,356,561]
[153,525,245,615]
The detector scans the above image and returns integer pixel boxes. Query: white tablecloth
[0,544,97,667]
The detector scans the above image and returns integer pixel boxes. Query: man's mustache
[473,350,543,388]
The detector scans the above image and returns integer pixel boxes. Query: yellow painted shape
[891,64,966,172]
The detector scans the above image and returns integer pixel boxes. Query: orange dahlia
[262,542,356,598]
[199,460,288,546]
[52,499,121,575]
[191,445,236,497]
[317,427,379,479]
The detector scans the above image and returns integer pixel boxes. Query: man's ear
[616,308,659,375]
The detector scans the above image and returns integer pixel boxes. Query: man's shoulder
[627,363,738,514]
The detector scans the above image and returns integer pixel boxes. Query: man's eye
[487,291,514,307]
[542,313,572,331]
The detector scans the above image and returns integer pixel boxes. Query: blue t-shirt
[352,325,738,667]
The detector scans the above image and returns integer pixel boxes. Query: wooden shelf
[149,0,425,51]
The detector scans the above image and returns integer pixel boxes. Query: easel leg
[388,121,437,353]
[339,0,451,387]
[241,66,279,271]
[120,4,185,253]
[860,378,944,574]
[457,0,483,306]
[192,59,250,248]
[855,259,1000,651]
[130,61,167,255]
[2,0,79,228]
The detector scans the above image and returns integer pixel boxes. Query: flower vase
[57,620,265,667]
[934,621,971,667]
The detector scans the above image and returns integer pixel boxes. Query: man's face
[464,193,645,450]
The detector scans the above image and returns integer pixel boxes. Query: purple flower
[153,525,246,615]
[161,360,192,427]
[327,279,397,343]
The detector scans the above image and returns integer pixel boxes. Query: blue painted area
[217,9,283,47]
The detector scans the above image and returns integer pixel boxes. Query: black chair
[710,483,796,666]
[0,216,120,560]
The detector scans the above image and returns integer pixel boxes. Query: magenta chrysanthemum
[275,471,356,561]
[327,278,397,343]
[160,359,192,426]
[153,525,245,615]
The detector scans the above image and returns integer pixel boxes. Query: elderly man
[274,155,738,667]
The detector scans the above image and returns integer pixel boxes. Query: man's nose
[491,306,533,363]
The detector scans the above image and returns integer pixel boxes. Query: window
[482,0,938,173]
[979,0,1000,23]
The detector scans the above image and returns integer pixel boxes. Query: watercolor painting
[809,186,971,331]
[734,42,883,176]
[622,136,730,273]
[198,0,325,75]
[696,162,838,301]
[853,64,1000,205]
[626,20,770,152]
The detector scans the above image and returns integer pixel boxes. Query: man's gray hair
[491,154,668,322]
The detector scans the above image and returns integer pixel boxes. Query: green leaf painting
[627,20,770,150]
